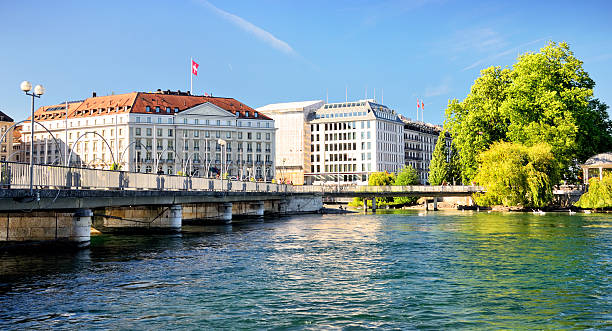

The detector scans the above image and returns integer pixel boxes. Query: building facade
[0,110,14,161]
[21,90,276,180]
[400,115,450,184]
[259,99,404,185]
[257,100,324,185]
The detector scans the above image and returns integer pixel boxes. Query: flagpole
[190,57,193,94]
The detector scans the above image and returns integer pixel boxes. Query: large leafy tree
[445,41,612,183]
[393,166,419,205]
[575,174,612,209]
[473,142,559,207]
[429,132,449,185]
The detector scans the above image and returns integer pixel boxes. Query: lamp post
[20,81,45,194]
[218,138,227,190]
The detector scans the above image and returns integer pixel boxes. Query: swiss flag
[192,60,199,76]
[417,98,420,109]
[421,101,424,109]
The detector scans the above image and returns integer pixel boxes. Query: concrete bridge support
[182,202,233,224]
[232,201,265,218]
[0,209,92,249]
[371,198,377,212]
[92,205,182,233]
[433,197,438,211]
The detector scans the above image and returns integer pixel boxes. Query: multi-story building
[399,115,450,184]
[257,100,324,185]
[21,90,276,180]
[259,99,404,185]
[0,110,14,161]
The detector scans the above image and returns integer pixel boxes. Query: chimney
[92,91,97,97]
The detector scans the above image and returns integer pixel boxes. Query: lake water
[0,211,610,329]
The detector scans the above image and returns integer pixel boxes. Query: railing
[0,161,290,193]
[0,161,484,195]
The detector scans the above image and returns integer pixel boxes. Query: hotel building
[21,90,276,180]
[400,115,450,184]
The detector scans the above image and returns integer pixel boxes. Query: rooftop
[31,90,271,122]
[257,100,324,112]
[582,152,612,168]
[0,110,14,123]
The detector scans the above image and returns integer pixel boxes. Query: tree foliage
[429,133,449,185]
[368,171,395,186]
[575,174,612,209]
[473,142,558,207]
[393,166,419,205]
[445,41,612,183]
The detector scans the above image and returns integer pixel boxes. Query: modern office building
[21,90,276,180]
[259,99,405,185]
[256,100,324,185]
[0,110,14,161]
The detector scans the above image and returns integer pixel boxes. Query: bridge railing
[0,161,290,193]
[0,161,480,195]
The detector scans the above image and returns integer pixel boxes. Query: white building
[257,100,324,185]
[21,90,276,180]
[259,99,404,185]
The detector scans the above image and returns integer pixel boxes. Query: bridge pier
[232,201,265,219]
[0,209,92,249]
[433,197,438,211]
[371,198,377,212]
[92,205,182,233]
[220,203,233,223]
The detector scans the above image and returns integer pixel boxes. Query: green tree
[473,142,558,207]
[368,171,395,186]
[393,166,419,205]
[447,142,462,184]
[575,174,612,209]
[429,132,449,185]
[445,41,612,183]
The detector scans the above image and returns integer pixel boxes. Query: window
[174,107,179,113]
[136,117,141,123]
[215,131,220,138]
[135,128,141,136]
[205,131,210,138]
[168,129,173,137]
[146,117,152,123]
[155,106,160,113]
[266,133,270,140]
[166,107,171,113]
[146,106,151,112]
[226,132,231,138]
[256,133,261,140]
[157,118,162,124]
[157,128,162,137]
[247,132,252,139]
[238,132,243,139]
[146,128,152,136]
[168,118,173,124]
[195,119,199,125]
[216,120,220,126]
[194,131,199,137]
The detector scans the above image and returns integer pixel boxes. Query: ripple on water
[0,211,610,329]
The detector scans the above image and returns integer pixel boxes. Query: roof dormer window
[155,106,160,113]
[146,106,151,112]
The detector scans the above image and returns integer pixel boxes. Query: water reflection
[0,212,609,329]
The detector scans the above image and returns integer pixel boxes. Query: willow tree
[473,142,558,207]
[445,41,612,183]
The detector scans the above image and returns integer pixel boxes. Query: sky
[1,0,611,125]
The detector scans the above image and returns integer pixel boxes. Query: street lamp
[218,138,227,190]
[21,81,45,194]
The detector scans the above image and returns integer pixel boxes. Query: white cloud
[462,37,549,71]
[198,0,297,56]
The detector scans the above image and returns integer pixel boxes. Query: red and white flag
[421,101,424,109]
[191,59,199,76]
[417,98,420,109]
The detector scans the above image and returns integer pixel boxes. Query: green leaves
[445,41,612,184]
[473,142,558,207]
[429,133,449,185]
[575,174,612,209]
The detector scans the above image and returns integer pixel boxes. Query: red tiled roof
[32,91,271,121]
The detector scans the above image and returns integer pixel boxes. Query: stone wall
[93,206,181,233]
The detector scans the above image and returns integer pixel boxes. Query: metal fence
[0,162,289,193]
[0,161,483,195]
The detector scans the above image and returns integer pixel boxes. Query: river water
[0,211,610,329]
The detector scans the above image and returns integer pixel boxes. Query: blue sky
[1,0,611,125]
